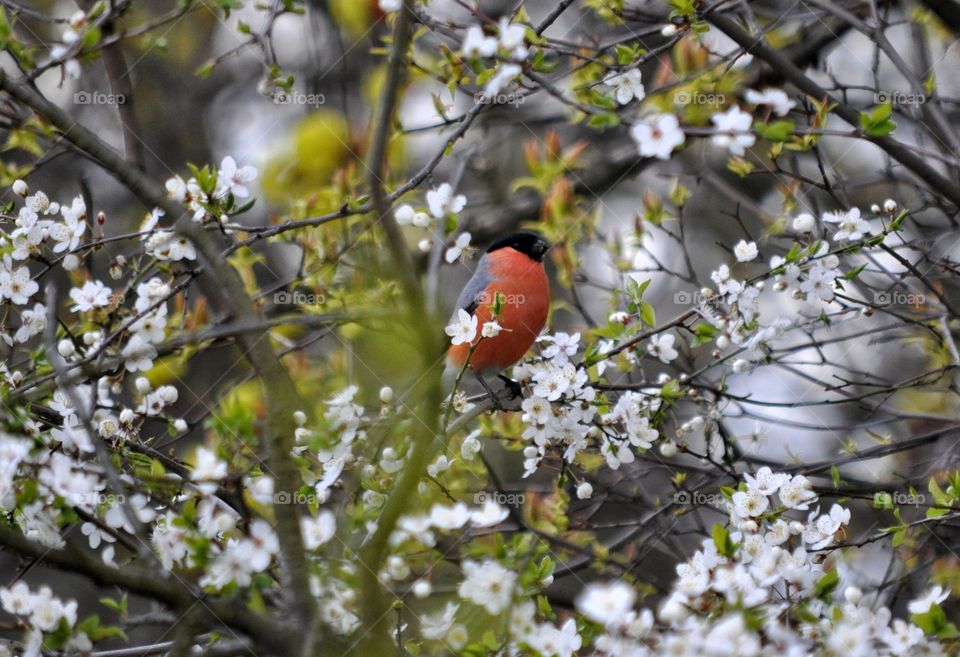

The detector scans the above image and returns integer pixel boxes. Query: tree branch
[0,68,319,649]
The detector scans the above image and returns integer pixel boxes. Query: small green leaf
[842,264,866,280]
[859,103,897,136]
[754,119,795,142]
[712,523,738,558]
[814,569,840,599]
[639,301,656,326]
[873,491,893,509]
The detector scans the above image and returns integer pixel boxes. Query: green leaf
[98,593,128,614]
[814,569,839,600]
[754,119,795,142]
[859,103,896,136]
[873,491,893,509]
[928,477,950,504]
[615,44,635,65]
[660,378,684,401]
[912,604,958,637]
[668,179,690,206]
[586,113,620,129]
[81,26,102,48]
[639,301,656,326]
[627,278,651,301]
[889,208,908,231]
[830,465,841,487]
[195,58,216,78]
[712,523,738,558]
[530,49,558,73]
[842,264,866,280]
[691,322,718,346]
[891,526,906,547]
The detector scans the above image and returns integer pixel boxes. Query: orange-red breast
[445,232,550,381]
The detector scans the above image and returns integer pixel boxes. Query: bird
[444,232,551,403]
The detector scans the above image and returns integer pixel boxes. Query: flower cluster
[628,85,799,161]
[163,156,258,224]
[0,583,83,654]
[460,18,530,99]
[574,469,946,657]
[395,182,470,260]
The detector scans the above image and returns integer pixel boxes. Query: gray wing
[452,256,492,318]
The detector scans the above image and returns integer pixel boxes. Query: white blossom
[426,183,467,219]
[605,69,645,105]
[710,106,756,155]
[458,559,516,614]
[630,114,685,160]
[744,88,796,116]
[445,309,478,346]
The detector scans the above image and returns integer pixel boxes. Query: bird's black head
[486,232,550,262]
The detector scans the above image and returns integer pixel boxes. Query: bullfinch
[445,232,551,400]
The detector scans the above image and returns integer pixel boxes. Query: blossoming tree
[0,0,959,655]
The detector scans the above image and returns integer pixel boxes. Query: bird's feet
[474,373,503,411]
[497,374,523,400]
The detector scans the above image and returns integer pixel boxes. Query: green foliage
[859,103,897,136]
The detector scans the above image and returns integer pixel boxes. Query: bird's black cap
[486,232,550,262]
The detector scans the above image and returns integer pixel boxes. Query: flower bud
[68,10,86,28]
[158,386,178,403]
[844,586,863,605]
[660,441,678,457]
[62,254,81,271]
[481,321,502,338]
[11,180,28,197]
[57,339,75,358]
[792,213,815,232]
[659,596,688,623]
[379,386,394,403]
[412,580,431,598]
[576,482,593,500]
